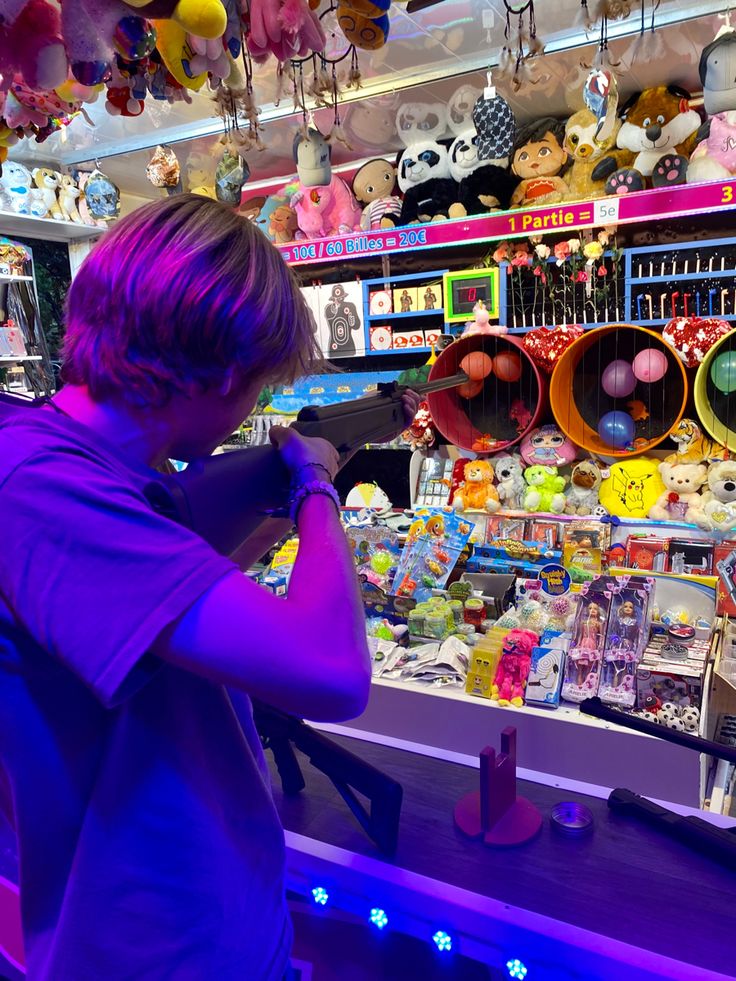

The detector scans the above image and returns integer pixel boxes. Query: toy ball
[668,717,686,732]
[492,350,523,383]
[632,347,668,383]
[114,16,157,61]
[680,707,700,731]
[598,410,635,449]
[460,351,493,382]
[370,551,393,576]
[657,708,675,726]
[661,701,681,717]
[710,350,736,394]
[457,379,484,399]
[640,710,658,723]
[602,359,636,398]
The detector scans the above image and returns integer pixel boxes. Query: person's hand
[401,389,421,427]
[270,425,340,484]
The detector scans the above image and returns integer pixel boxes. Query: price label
[593,197,620,225]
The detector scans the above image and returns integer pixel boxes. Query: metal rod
[580,697,736,765]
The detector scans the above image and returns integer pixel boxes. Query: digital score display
[442,269,499,323]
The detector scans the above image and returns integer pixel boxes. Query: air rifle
[143,371,468,555]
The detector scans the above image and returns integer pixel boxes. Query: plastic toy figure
[616,598,640,648]
[578,600,605,650]
[491,628,538,707]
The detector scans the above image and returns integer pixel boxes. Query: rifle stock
[142,372,468,555]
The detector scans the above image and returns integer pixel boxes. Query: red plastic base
[454,790,542,847]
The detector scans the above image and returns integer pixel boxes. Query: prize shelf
[338,674,704,808]
[277,177,736,268]
[0,211,104,242]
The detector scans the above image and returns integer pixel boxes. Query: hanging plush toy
[687,28,736,184]
[246,0,325,62]
[0,0,68,91]
[509,117,571,208]
[290,127,361,238]
[352,158,402,230]
[337,0,390,50]
[84,168,121,220]
[215,147,249,205]
[593,86,702,194]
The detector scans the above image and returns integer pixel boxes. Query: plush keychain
[688,28,736,184]
[648,461,708,522]
[290,127,361,238]
[214,147,249,205]
[509,117,570,208]
[352,158,402,230]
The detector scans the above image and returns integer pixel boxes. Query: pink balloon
[632,347,668,383]
[602,359,636,398]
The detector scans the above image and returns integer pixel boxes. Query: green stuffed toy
[523,465,567,514]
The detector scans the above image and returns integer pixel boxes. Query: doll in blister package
[561,587,611,703]
[599,581,653,708]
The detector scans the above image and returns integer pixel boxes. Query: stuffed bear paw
[651,155,688,188]
[447,202,467,219]
[605,169,645,195]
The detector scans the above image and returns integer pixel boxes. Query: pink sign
[276,179,736,267]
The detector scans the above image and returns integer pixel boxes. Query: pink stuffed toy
[0,0,68,92]
[491,628,538,707]
[291,127,361,238]
[246,0,325,63]
[461,300,507,337]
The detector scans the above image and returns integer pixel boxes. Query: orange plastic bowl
[549,324,688,457]
[428,334,546,454]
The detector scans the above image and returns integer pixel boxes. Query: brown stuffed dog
[593,86,702,194]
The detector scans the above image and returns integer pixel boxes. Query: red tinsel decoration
[523,324,584,375]
[662,316,730,368]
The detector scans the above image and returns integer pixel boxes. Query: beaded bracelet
[289,480,341,525]
[292,462,334,486]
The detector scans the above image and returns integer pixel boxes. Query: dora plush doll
[511,116,570,208]
[510,118,570,208]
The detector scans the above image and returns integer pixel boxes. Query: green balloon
[710,351,736,394]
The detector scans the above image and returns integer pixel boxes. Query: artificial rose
[510,244,531,267]
[583,241,604,262]
[575,270,588,283]
[493,241,510,264]
[567,238,581,253]
[597,265,607,277]
[535,243,551,260]
[554,241,571,265]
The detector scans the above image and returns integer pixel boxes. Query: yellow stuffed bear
[564,108,633,202]
[453,460,500,513]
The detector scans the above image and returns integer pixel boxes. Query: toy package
[562,522,609,577]
[525,632,568,708]
[485,516,527,542]
[598,577,654,708]
[467,539,561,577]
[466,630,507,699]
[346,525,402,596]
[415,455,454,508]
[626,536,668,572]
[527,520,560,546]
[561,580,613,703]
[392,508,474,603]
[667,539,714,576]
[715,542,736,616]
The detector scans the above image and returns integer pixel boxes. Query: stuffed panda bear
[447,127,518,216]
[397,138,458,223]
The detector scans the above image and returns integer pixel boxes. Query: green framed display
[442,268,500,323]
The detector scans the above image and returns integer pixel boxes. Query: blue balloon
[598,410,635,449]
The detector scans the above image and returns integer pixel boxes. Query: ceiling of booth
[10,0,728,201]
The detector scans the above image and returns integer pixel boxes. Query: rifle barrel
[414,371,470,396]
